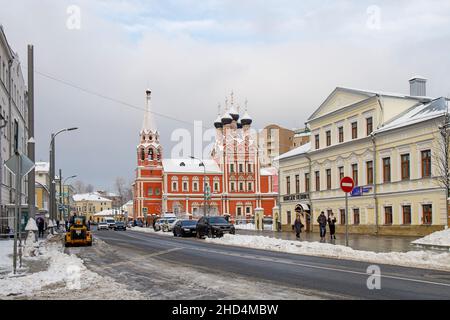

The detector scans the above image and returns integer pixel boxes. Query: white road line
[96,231,450,288]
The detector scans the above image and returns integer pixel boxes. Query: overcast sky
[0,0,449,191]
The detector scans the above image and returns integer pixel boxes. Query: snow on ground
[0,240,13,273]
[0,236,141,299]
[206,234,450,271]
[234,223,273,231]
[129,226,173,236]
[412,228,450,248]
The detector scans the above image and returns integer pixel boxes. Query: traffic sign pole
[345,192,349,247]
[340,177,354,247]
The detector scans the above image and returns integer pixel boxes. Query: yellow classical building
[73,193,112,221]
[277,78,450,236]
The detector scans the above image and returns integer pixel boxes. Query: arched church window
[149,148,154,160]
[157,149,161,160]
[140,148,145,161]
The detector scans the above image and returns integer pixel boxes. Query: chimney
[409,76,427,96]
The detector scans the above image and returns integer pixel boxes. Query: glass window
[147,188,153,196]
[366,117,373,136]
[402,205,411,225]
[421,150,431,177]
[401,154,410,180]
[338,167,344,181]
[305,173,310,192]
[286,176,291,195]
[326,130,331,146]
[315,134,320,149]
[338,126,344,143]
[315,171,320,191]
[326,169,331,190]
[353,208,360,225]
[422,204,432,225]
[352,164,358,186]
[295,175,300,194]
[383,157,391,182]
[351,122,358,139]
[340,209,345,225]
[366,161,373,184]
[384,206,393,225]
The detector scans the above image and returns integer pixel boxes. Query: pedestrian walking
[294,215,304,240]
[37,217,45,238]
[328,212,337,240]
[317,211,327,242]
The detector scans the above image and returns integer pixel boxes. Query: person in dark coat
[294,215,304,240]
[317,211,327,242]
[328,212,337,240]
[37,217,45,238]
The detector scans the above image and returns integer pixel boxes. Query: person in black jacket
[317,211,327,242]
[294,215,304,240]
[328,212,337,240]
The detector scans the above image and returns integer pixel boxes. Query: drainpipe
[371,132,378,235]
[306,155,313,233]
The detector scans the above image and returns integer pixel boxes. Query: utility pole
[59,169,63,222]
[49,135,55,220]
[27,44,35,220]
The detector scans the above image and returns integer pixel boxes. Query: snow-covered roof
[275,142,311,161]
[94,209,124,217]
[162,158,222,174]
[260,167,277,176]
[35,162,49,172]
[73,193,112,202]
[376,97,448,134]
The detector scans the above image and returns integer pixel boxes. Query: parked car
[173,220,197,237]
[105,218,116,229]
[97,222,109,231]
[162,218,177,232]
[154,218,166,231]
[114,221,127,231]
[196,216,235,239]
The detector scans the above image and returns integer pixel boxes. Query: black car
[196,216,235,239]
[173,219,197,237]
[114,221,127,231]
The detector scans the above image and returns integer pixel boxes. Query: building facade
[0,25,29,235]
[277,79,449,236]
[74,193,112,222]
[259,124,295,168]
[133,90,278,222]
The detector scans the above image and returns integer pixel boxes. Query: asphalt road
[78,229,450,300]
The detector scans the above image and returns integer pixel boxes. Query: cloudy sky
[0,0,449,190]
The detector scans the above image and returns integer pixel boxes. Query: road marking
[97,231,450,288]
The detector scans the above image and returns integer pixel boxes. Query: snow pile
[206,234,450,271]
[412,228,450,248]
[0,240,13,273]
[129,226,173,236]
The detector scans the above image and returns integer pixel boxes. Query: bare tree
[86,184,94,193]
[436,110,450,228]
[73,180,95,194]
[114,177,133,203]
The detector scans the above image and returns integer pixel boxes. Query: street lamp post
[190,156,208,216]
[63,175,77,221]
[49,127,78,221]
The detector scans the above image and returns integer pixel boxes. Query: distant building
[291,127,311,149]
[73,193,112,222]
[259,124,295,168]
[133,90,278,223]
[95,190,123,210]
[0,25,29,235]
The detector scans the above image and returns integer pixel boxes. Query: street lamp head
[67,127,78,131]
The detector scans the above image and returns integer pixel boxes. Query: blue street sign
[351,186,372,196]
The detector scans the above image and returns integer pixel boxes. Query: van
[105,218,116,229]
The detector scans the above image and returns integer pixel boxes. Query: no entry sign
[340,176,354,193]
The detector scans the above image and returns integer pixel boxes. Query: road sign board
[4,153,35,178]
[340,176,354,193]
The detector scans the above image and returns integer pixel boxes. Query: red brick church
[133,90,278,223]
